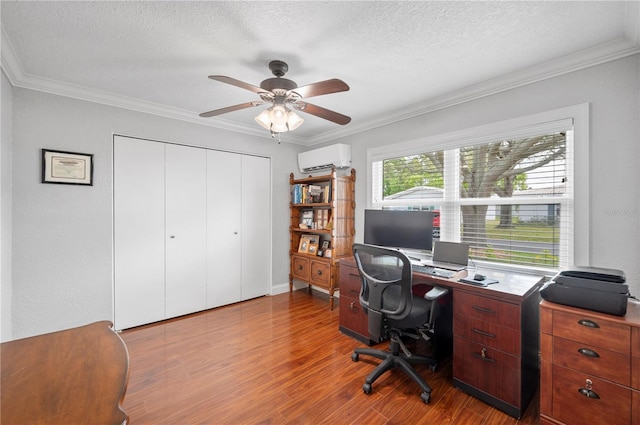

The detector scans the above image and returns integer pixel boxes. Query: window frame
[366,104,590,273]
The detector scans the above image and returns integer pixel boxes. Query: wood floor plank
[120,289,539,424]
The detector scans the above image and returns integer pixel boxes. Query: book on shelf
[291,183,332,204]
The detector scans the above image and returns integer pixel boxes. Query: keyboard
[411,264,455,278]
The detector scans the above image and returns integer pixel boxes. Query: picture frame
[298,236,311,253]
[42,149,93,186]
[308,242,319,255]
[324,248,332,258]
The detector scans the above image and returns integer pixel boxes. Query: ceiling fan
[199,60,351,133]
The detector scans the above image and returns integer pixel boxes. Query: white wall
[1,71,13,341]
[6,54,639,339]
[339,54,640,296]
[9,88,300,339]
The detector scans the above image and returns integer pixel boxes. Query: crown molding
[2,24,638,147]
[304,37,640,145]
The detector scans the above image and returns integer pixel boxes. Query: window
[368,105,589,272]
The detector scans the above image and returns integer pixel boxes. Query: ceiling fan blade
[208,75,267,94]
[292,79,350,99]
[293,102,351,125]
[199,101,264,118]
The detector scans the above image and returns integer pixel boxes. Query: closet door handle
[169,235,176,239]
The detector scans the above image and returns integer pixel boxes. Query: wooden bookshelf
[289,168,355,309]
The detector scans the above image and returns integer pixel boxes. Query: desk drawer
[552,310,630,355]
[339,264,361,299]
[454,291,520,330]
[553,336,630,386]
[339,294,369,339]
[454,314,520,355]
[551,363,632,425]
[453,336,519,407]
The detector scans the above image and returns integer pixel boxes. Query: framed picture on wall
[42,149,94,186]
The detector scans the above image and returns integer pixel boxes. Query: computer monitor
[363,209,434,254]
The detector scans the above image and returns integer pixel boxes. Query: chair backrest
[352,243,414,342]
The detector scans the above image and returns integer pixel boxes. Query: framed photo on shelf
[298,234,319,254]
[300,210,314,227]
[42,149,93,186]
[324,248,332,258]
[298,236,311,253]
[317,240,330,257]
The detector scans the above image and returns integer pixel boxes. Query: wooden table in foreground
[1,321,130,425]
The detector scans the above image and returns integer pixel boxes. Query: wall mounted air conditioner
[298,143,351,173]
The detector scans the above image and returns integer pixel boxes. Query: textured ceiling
[1,1,639,145]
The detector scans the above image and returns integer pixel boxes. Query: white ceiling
[2,1,639,145]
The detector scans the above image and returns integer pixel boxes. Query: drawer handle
[472,347,496,363]
[578,379,600,399]
[578,319,600,329]
[472,305,496,314]
[578,347,600,358]
[349,301,359,311]
[298,265,303,270]
[472,328,496,338]
[317,269,322,275]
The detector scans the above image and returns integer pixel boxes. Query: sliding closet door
[206,150,242,308]
[114,136,165,330]
[241,155,271,300]
[165,144,207,318]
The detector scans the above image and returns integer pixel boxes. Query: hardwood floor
[120,289,540,425]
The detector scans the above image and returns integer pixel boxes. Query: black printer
[540,265,629,316]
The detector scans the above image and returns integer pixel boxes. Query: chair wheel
[351,353,359,362]
[363,383,372,394]
[421,392,431,404]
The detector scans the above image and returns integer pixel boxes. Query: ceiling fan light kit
[200,60,350,135]
[255,106,304,133]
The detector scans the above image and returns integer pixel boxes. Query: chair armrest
[424,286,449,301]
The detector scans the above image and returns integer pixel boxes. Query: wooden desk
[1,321,130,425]
[338,257,545,418]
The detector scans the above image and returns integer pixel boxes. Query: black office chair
[350,243,448,404]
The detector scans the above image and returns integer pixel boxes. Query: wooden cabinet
[540,300,640,425]
[289,168,355,309]
[338,257,372,344]
[114,136,271,329]
[452,284,541,418]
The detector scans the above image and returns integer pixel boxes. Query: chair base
[352,338,437,404]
